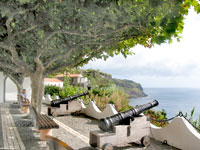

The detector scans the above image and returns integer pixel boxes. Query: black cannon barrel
[98,100,159,132]
[50,91,89,107]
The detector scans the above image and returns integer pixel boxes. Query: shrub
[44,85,60,96]
[181,107,200,133]
[59,76,85,98]
[59,85,84,99]
[84,88,132,112]
[144,109,169,127]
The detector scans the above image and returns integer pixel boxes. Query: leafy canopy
[0,0,199,77]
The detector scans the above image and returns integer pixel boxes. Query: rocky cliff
[83,69,147,98]
[113,78,147,98]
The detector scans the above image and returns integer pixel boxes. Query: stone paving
[42,105,178,150]
[0,107,3,148]
[0,102,178,150]
[0,102,46,150]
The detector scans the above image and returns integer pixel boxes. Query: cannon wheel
[141,136,150,147]
[72,110,81,116]
[102,143,114,150]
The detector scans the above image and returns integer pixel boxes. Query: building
[55,73,90,89]
[44,78,63,87]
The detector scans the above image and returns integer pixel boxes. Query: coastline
[129,88,200,119]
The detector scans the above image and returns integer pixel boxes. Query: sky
[82,9,200,88]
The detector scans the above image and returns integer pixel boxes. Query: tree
[0,0,199,112]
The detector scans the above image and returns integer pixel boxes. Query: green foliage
[1,0,199,107]
[85,88,131,112]
[44,85,60,96]
[1,0,199,77]
[59,84,84,99]
[58,75,84,98]
[180,107,200,133]
[144,109,169,127]
[44,83,84,99]
[48,68,133,111]
[91,86,115,97]
[83,69,146,98]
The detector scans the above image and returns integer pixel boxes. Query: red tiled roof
[55,73,82,78]
[55,74,65,77]
[67,74,82,77]
[44,78,63,82]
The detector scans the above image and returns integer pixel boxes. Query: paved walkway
[0,102,178,150]
[1,108,25,150]
[0,102,46,150]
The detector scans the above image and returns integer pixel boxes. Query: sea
[129,88,200,120]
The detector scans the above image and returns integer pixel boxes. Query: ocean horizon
[129,88,200,120]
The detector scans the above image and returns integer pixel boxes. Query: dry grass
[84,90,132,112]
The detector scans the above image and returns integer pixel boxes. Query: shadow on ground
[9,108,46,150]
[0,108,3,148]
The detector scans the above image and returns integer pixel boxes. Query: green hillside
[82,69,147,98]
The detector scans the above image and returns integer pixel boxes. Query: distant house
[55,74,65,81]
[55,73,90,89]
[44,78,63,87]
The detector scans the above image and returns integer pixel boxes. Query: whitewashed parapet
[54,95,59,99]
[150,117,200,150]
[81,101,118,120]
[42,94,52,105]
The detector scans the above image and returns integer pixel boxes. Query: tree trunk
[16,84,23,103]
[30,74,44,114]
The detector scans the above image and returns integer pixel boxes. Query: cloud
[82,9,200,88]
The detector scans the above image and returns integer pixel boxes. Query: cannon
[99,100,158,132]
[48,92,89,117]
[90,100,159,150]
[50,92,89,107]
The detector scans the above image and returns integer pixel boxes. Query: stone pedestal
[21,105,30,114]
[40,129,52,140]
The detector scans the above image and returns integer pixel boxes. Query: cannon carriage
[47,92,89,117]
[90,100,159,150]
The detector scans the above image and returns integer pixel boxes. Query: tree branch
[16,4,39,15]
[7,73,25,90]
[13,24,38,37]
[8,47,33,75]
[37,29,97,57]
[43,38,96,70]
[43,37,118,70]
[0,42,10,50]
[6,17,14,39]
[34,56,45,74]
[0,62,23,73]
[44,62,72,76]
[97,23,140,37]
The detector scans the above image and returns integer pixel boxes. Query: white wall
[6,77,17,101]
[5,77,31,101]
[0,72,4,103]
[44,82,63,87]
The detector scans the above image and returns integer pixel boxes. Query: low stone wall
[80,100,200,150]
[42,94,52,105]
[151,117,200,150]
[81,101,118,120]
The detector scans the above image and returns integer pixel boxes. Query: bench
[46,135,73,150]
[30,106,59,140]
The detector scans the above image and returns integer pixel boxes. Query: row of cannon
[45,92,159,149]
